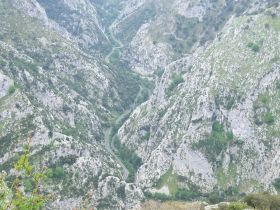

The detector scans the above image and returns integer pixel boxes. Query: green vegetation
[12,58,38,73]
[116,3,156,43]
[217,202,248,210]
[143,131,150,141]
[175,188,202,201]
[8,85,16,95]
[247,42,260,52]
[0,141,48,209]
[46,167,64,179]
[148,169,202,202]
[145,192,171,201]
[217,164,237,189]
[113,136,142,182]
[254,93,276,126]
[167,74,184,96]
[227,202,248,210]
[271,16,280,31]
[192,121,234,162]
[0,58,6,67]
[156,168,178,196]
[243,192,280,210]
[145,188,201,203]
[276,80,280,89]
[273,177,280,192]
[146,192,280,210]
[262,112,275,125]
[214,90,240,110]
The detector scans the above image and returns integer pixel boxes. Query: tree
[0,135,48,210]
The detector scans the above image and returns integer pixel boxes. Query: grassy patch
[262,112,275,125]
[156,168,178,196]
[12,58,38,73]
[217,163,237,189]
[167,74,184,96]
[254,93,276,126]
[8,85,16,95]
[247,42,260,52]
[270,16,280,31]
[192,121,234,162]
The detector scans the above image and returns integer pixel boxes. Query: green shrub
[145,192,172,201]
[276,81,280,90]
[192,121,233,162]
[13,58,38,72]
[213,121,224,132]
[227,202,248,210]
[0,143,48,209]
[8,85,16,95]
[114,136,142,182]
[116,185,126,199]
[175,188,202,200]
[47,167,64,179]
[167,73,184,95]
[208,191,226,204]
[262,112,275,125]
[273,178,280,192]
[258,94,270,104]
[247,42,260,52]
[23,179,34,192]
[0,58,6,67]
[243,192,280,210]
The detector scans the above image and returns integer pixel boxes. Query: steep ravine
[105,25,124,63]
[1,0,280,209]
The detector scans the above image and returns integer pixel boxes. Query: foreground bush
[0,138,48,210]
[243,192,280,210]
[227,202,248,210]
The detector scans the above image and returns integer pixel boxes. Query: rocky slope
[0,0,143,209]
[118,0,280,199]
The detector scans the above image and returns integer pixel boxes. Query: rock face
[1,0,280,209]
[118,0,280,198]
[0,0,142,209]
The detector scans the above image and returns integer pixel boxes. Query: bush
[243,192,280,210]
[47,167,64,179]
[192,121,233,162]
[0,142,48,209]
[175,188,202,201]
[273,178,280,192]
[116,185,126,199]
[262,112,275,125]
[8,85,16,95]
[145,192,172,201]
[167,73,184,95]
[208,191,226,204]
[247,42,260,52]
[227,202,248,210]
[276,81,280,89]
[13,58,38,72]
